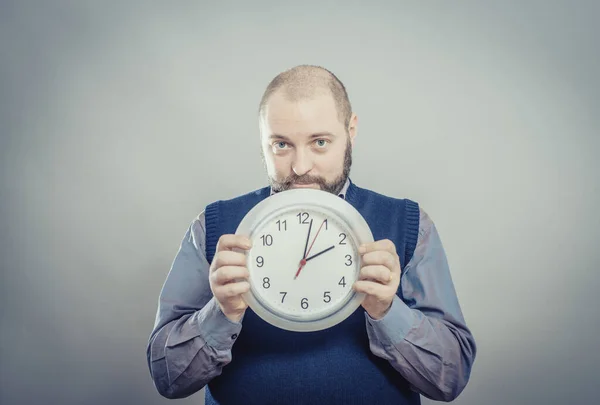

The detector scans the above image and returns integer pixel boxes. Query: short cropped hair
[258,65,353,129]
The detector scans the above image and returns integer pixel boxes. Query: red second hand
[294,219,326,279]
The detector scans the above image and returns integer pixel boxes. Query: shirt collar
[269,178,351,200]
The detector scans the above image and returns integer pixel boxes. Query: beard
[263,136,353,196]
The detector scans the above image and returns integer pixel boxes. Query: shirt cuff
[365,295,418,345]
[196,298,244,351]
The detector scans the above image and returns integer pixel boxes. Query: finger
[359,265,393,284]
[214,281,250,299]
[211,250,248,271]
[216,234,252,253]
[353,280,390,298]
[359,239,396,255]
[211,265,250,285]
[360,251,398,273]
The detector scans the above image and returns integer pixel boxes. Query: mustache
[280,174,326,187]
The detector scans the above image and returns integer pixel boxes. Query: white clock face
[247,206,359,322]
[236,188,373,332]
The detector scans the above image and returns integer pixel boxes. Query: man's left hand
[353,239,401,320]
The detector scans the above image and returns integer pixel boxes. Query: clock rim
[235,188,374,332]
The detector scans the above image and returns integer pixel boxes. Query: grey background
[1,1,599,404]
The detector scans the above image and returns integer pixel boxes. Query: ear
[347,113,358,147]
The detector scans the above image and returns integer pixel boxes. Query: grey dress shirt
[147,180,477,401]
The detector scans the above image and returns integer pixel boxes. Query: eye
[315,139,328,148]
[274,141,288,149]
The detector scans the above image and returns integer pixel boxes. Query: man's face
[260,90,356,195]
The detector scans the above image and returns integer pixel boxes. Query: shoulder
[417,206,435,239]
[189,185,270,232]
[205,185,271,208]
[351,181,420,208]
[352,181,435,234]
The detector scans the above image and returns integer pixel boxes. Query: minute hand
[305,245,335,262]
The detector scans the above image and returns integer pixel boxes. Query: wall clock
[235,188,373,332]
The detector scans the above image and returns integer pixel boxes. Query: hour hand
[305,245,335,262]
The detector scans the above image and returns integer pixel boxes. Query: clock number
[276,219,287,231]
[297,212,310,224]
[339,276,346,287]
[280,292,287,303]
[345,255,353,266]
[301,297,309,309]
[324,219,328,230]
[263,277,270,289]
[323,291,331,303]
[339,233,347,245]
[256,256,264,267]
[260,234,273,246]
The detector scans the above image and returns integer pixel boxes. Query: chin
[290,183,320,189]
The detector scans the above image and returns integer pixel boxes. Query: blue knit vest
[204,180,420,405]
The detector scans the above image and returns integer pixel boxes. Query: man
[146,65,476,404]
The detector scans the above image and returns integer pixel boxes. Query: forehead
[262,91,343,137]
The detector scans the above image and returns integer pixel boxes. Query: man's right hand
[209,234,253,323]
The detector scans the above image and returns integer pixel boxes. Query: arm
[146,212,242,399]
[364,208,477,402]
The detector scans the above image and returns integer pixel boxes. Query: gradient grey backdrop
[1,1,599,404]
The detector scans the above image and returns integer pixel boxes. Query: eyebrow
[268,132,336,140]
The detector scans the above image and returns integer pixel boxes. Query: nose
[292,149,313,177]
